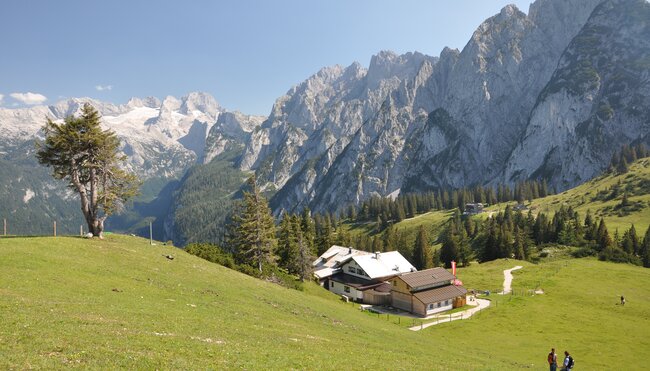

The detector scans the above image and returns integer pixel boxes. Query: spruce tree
[277,213,298,271]
[440,233,459,268]
[300,208,316,254]
[228,176,277,272]
[315,216,333,255]
[641,227,650,268]
[292,215,314,281]
[413,226,432,270]
[597,218,613,252]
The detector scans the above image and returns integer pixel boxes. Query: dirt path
[499,265,523,295]
[408,297,490,331]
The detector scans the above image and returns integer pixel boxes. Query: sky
[0,0,533,115]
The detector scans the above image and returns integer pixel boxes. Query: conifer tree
[641,227,650,268]
[277,213,298,271]
[300,208,316,254]
[315,215,333,255]
[292,214,314,281]
[36,103,139,238]
[597,218,613,252]
[440,234,459,268]
[412,226,432,270]
[228,176,277,272]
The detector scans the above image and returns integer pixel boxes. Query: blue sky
[0,0,533,115]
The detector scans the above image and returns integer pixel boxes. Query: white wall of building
[425,300,453,315]
[328,280,363,301]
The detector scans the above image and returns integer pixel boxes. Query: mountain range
[0,0,648,244]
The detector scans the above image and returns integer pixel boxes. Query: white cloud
[95,84,113,91]
[10,92,47,105]
[0,94,3,105]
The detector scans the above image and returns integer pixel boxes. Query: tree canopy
[227,176,277,272]
[36,103,139,238]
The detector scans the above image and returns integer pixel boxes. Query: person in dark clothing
[562,350,574,371]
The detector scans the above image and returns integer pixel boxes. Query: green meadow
[1,235,649,369]
[485,158,650,234]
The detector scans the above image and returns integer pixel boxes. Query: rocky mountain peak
[180,92,220,119]
[160,96,182,113]
[126,96,161,109]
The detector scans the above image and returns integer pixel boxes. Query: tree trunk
[85,216,104,239]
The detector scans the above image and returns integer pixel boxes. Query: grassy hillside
[351,158,650,245]
[527,158,650,234]
[1,235,650,369]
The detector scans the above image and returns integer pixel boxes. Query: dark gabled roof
[329,273,385,291]
[413,285,467,305]
[399,267,455,289]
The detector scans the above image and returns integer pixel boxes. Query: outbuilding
[391,267,467,316]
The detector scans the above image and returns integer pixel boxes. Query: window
[344,286,350,293]
[347,266,355,273]
[428,304,433,310]
[330,281,334,288]
[437,302,441,308]
[445,300,449,306]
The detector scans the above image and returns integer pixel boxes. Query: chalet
[391,267,467,317]
[326,251,416,304]
[312,245,371,284]
[464,203,484,215]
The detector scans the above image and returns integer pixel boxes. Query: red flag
[451,260,456,276]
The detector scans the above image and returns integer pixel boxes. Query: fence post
[149,221,153,245]
[80,225,83,237]
[53,221,57,237]
[3,218,6,236]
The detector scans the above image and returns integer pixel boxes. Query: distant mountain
[1,0,648,246]
[504,0,650,188]
[239,0,648,215]
[0,92,264,236]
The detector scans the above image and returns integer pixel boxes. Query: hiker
[547,348,558,371]
[621,295,625,306]
[562,350,574,371]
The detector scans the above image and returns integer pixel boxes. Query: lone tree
[36,103,139,238]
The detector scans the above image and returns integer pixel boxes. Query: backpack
[547,353,554,364]
[568,355,575,368]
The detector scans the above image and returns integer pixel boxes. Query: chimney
[348,247,352,254]
[374,251,380,259]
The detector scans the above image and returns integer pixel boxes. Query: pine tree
[300,208,316,254]
[621,224,640,255]
[277,213,298,271]
[597,218,612,252]
[412,226,432,270]
[228,176,277,272]
[641,227,650,268]
[36,103,139,238]
[292,215,314,281]
[315,216,333,255]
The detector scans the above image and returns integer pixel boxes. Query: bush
[572,247,596,258]
[599,247,642,265]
